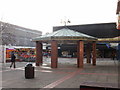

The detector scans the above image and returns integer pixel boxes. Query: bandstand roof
[32,28,97,42]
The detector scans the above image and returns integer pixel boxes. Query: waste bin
[25,63,34,79]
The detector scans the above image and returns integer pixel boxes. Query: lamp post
[0,23,4,63]
[0,22,7,63]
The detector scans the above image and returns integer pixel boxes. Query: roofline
[53,22,116,28]
[0,21,42,34]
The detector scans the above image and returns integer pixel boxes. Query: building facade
[0,21,42,63]
[53,23,120,38]
[0,21,42,47]
[53,23,120,58]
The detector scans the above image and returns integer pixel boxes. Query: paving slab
[1,58,119,89]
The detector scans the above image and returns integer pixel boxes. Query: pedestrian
[10,51,16,68]
[44,52,48,58]
[111,51,116,60]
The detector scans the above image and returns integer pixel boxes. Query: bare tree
[0,21,16,45]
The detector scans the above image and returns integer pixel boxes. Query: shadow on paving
[2,88,80,90]
[2,88,40,90]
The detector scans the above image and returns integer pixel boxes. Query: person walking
[111,51,116,60]
[10,51,16,68]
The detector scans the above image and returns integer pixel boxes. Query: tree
[0,21,16,45]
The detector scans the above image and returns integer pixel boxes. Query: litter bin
[25,63,34,79]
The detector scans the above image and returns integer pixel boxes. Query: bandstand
[32,28,97,68]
